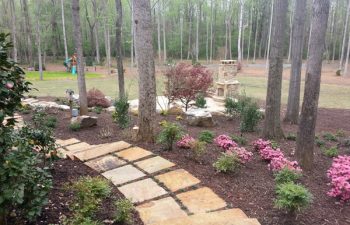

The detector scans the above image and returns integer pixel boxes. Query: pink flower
[259,147,284,161]
[214,135,238,150]
[176,134,195,149]
[227,147,253,164]
[5,81,14,89]
[268,157,302,172]
[327,155,350,202]
[253,139,271,151]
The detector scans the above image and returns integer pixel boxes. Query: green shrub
[93,106,103,114]
[112,96,130,129]
[190,140,207,159]
[114,199,133,224]
[286,133,297,141]
[270,140,280,149]
[62,215,102,225]
[240,101,261,132]
[70,122,81,131]
[157,122,183,150]
[315,137,325,147]
[195,94,207,108]
[213,153,240,173]
[68,176,111,217]
[274,183,312,213]
[335,129,346,138]
[224,98,240,116]
[230,134,247,145]
[198,130,215,143]
[323,132,338,142]
[322,146,339,158]
[45,116,57,128]
[274,168,302,185]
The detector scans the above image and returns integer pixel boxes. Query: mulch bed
[21,102,350,225]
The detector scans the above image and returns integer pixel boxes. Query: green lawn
[25,71,103,81]
[27,72,350,109]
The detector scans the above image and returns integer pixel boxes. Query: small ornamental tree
[164,63,213,111]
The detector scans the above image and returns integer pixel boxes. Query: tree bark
[92,0,100,64]
[340,0,350,71]
[296,0,330,171]
[187,2,193,60]
[36,1,43,80]
[130,1,134,67]
[210,0,214,62]
[22,0,33,66]
[284,0,307,124]
[195,3,201,62]
[253,7,260,62]
[180,9,183,60]
[262,0,288,139]
[72,0,88,115]
[287,0,295,62]
[9,0,17,62]
[162,0,167,63]
[61,0,69,60]
[238,0,244,63]
[115,0,125,98]
[266,0,274,68]
[157,2,162,62]
[247,5,253,62]
[133,0,157,142]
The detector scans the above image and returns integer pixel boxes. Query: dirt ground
[20,103,350,225]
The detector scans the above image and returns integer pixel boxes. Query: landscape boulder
[185,108,215,127]
[71,115,97,128]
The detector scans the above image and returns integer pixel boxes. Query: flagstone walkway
[57,138,261,225]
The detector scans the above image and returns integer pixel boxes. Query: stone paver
[85,155,126,172]
[155,169,200,192]
[115,147,153,162]
[65,142,96,152]
[74,141,131,161]
[118,178,167,203]
[135,156,175,174]
[56,138,80,147]
[149,209,252,225]
[136,197,187,225]
[102,165,145,185]
[176,187,227,213]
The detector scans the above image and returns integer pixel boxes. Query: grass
[27,71,350,109]
[25,71,103,81]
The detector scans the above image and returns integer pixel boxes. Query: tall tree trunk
[22,0,33,66]
[130,2,134,67]
[340,0,350,71]
[195,3,200,62]
[115,0,125,98]
[206,11,209,62]
[247,5,253,62]
[133,0,157,142]
[61,0,69,60]
[296,0,330,171]
[238,0,244,62]
[102,0,111,75]
[331,0,338,63]
[284,0,307,124]
[157,2,161,62]
[253,7,259,62]
[344,26,350,76]
[187,2,193,60]
[92,0,100,64]
[287,0,294,62]
[210,0,214,62]
[162,0,167,63]
[36,1,43,80]
[9,0,17,62]
[262,0,288,139]
[72,0,88,115]
[266,0,274,68]
[180,10,183,61]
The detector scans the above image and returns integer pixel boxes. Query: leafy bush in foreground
[213,153,241,173]
[198,130,215,143]
[157,122,183,150]
[112,96,130,129]
[114,199,134,224]
[274,168,302,185]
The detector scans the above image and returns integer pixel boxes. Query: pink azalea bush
[327,155,350,202]
[214,135,238,150]
[227,147,253,164]
[176,134,195,149]
[253,139,301,172]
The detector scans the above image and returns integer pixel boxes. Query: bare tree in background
[61,0,68,60]
[9,0,17,62]
[262,0,288,139]
[133,0,157,142]
[296,0,330,170]
[284,0,307,124]
[115,0,125,98]
[72,0,88,115]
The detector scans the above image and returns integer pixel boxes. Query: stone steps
[56,138,261,225]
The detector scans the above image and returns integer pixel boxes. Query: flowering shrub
[227,147,253,164]
[253,139,271,151]
[176,134,195,149]
[214,135,238,150]
[164,63,213,111]
[253,139,301,172]
[327,155,350,202]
